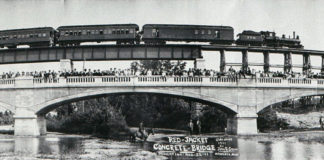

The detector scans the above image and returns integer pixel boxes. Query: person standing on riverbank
[139,121,144,139]
[188,119,194,135]
[197,119,201,134]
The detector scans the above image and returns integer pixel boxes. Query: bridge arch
[33,88,238,115]
[0,101,15,113]
[257,90,324,113]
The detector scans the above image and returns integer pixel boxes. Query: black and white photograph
[0,0,323,159]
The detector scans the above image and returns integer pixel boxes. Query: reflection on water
[0,133,324,160]
[0,136,84,159]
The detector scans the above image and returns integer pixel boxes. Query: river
[0,131,323,160]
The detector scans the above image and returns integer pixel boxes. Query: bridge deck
[0,45,202,64]
[201,45,324,55]
[1,76,324,89]
[0,44,324,64]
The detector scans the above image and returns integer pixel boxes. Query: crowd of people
[0,68,222,80]
[226,66,324,79]
[1,66,324,81]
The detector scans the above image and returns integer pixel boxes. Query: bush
[47,99,129,139]
[258,108,289,132]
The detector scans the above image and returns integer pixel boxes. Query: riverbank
[276,111,324,128]
[241,129,324,144]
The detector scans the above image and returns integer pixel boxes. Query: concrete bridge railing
[0,76,324,89]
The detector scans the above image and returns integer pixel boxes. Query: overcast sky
[0,0,323,73]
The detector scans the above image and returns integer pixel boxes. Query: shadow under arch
[257,93,324,114]
[33,88,238,115]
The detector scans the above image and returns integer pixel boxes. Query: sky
[0,0,323,73]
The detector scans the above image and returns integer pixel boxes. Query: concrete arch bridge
[1,76,324,136]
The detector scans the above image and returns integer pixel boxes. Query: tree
[137,60,186,72]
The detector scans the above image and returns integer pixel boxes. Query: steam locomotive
[0,24,302,49]
[236,30,302,48]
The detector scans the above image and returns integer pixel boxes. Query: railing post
[59,77,66,85]
[94,77,102,83]
[201,77,208,84]
[166,76,174,84]
[134,76,138,85]
[14,76,34,88]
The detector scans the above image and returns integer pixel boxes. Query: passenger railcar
[236,30,263,46]
[57,24,140,46]
[142,24,234,45]
[0,27,55,48]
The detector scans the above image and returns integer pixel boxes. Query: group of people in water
[135,118,202,139]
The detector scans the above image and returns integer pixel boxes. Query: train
[236,30,302,48]
[142,24,234,45]
[56,24,140,46]
[0,24,303,49]
[0,27,56,48]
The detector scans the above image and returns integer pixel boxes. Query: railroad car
[142,24,234,45]
[56,24,140,46]
[236,30,263,46]
[0,27,55,48]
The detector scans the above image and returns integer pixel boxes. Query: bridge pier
[236,116,258,135]
[226,116,237,134]
[14,108,40,136]
[263,51,270,73]
[226,105,258,135]
[37,115,47,135]
[220,49,226,73]
[226,115,258,135]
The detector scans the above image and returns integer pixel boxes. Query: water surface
[0,131,323,160]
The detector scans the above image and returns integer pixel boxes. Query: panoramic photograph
[0,0,324,159]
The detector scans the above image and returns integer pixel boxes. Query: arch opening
[42,92,237,136]
[36,91,238,116]
[257,94,324,132]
